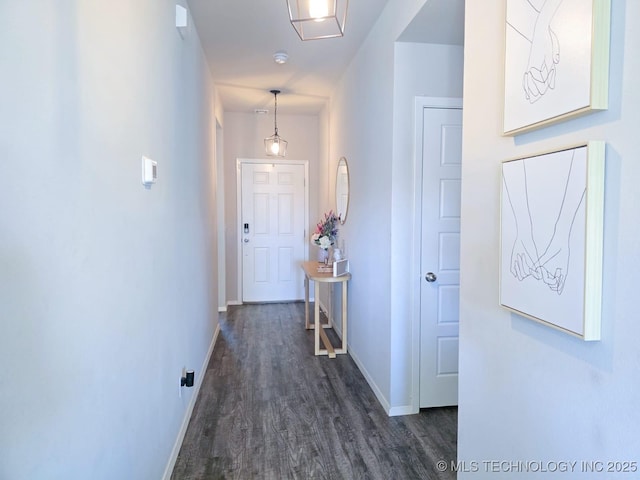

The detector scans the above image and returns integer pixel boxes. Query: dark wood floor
[171,303,457,480]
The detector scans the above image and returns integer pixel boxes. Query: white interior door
[241,162,306,302]
[419,106,462,408]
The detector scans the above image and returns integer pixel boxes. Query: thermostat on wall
[141,156,157,187]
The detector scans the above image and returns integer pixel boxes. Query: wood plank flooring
[171,303,457,480]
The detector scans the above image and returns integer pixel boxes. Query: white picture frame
[499,142,605,340]
[503,0,611,136]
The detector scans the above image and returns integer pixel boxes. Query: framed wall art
[499,142,605,340]
[503,0,611,135]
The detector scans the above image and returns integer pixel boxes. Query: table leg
[314,280,320,355]
[342,280,348,353]
[304,276,310,329]
[327,283,333,328]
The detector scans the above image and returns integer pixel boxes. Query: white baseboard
[219,300,243,312]
[349,347,416,416]
[161,324,220,480]
[389,405,417,416]
[318,299,329,317]
[349,349,416,417]
[347,346,392,415]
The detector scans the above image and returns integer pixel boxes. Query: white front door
[240,162,306,302]
[419,105,462,408]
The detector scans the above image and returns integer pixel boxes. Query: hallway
[171,303,457,479]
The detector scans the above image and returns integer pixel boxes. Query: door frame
[216,121,226,312]
[410,97,463,413]
[236,158,309,303]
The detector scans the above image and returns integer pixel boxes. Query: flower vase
[317,247,329,264]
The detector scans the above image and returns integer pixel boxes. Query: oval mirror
[335,157,350,225]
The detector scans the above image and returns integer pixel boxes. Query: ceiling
[186,0,464,115]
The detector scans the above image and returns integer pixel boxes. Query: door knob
[243,238,250,243]
[425,272,437,282]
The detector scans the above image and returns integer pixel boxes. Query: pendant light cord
[273,91,279,135]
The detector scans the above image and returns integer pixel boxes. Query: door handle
[425,272,437,282]
[243,238,250,243]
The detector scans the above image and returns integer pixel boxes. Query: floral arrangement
[311,210,339,250]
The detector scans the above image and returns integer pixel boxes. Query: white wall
[328,0,464,413]
[459,0,640,476]
[0,2,218,479]
[329,10,396,407]
[222,111,320,304]
[317,104,334,312]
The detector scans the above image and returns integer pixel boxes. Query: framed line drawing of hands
[503,0,611,135]
[499,142,605,340]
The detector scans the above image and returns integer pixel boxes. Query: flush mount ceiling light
[273,51,289,64]
[264,90,288,157]
[286,0,348,41]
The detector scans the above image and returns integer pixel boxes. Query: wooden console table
[301,261,351,358]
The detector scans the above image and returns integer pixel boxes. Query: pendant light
[264,90,288,157]
[286,0,348,41]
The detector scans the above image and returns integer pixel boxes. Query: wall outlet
[179,367,186,397]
